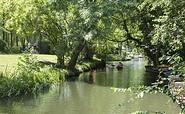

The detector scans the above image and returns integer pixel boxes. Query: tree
[105,0,173,67]
[2,0,107,69]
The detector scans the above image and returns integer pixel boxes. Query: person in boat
[117,62,123,68]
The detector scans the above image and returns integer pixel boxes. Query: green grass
[0,54,57,72]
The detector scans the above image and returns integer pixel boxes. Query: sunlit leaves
[80,8,90,22]
[150,0,185,65]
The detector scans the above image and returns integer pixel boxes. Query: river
[0,59,181,114]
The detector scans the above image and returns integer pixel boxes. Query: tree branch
[123,20,142,45]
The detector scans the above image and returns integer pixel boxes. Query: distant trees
[0,0,18,53]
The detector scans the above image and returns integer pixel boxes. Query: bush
[9,46,21,54]
[0,54,63,98]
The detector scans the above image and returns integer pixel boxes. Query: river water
[0,59,181,114]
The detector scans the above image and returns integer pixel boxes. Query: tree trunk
[10,31,13,47]
[144,46,161,67]
[38,31,42,52]
[56,54,65,68]
[84,44,94,60]
[2,30,6,41]
[119,42,123,56]
[68,39,87,69]
[5,32,8,46]
[2,12,6,41]
[16,35,19,47]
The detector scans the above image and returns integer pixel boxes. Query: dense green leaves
[0,0,185,70]
[0,0,185,113]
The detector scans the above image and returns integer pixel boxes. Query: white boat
[138,55,143,58]
[125,57,132,61]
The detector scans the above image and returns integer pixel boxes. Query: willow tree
[3,0,107,69]
[66,0,111,69]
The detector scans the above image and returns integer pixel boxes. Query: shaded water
[79,59,157,87]
[0,59,181,114]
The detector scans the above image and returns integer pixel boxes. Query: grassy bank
[0,54,61,98]
[0,54,104,98]
[64,59,105,80]
[0,54,57,72]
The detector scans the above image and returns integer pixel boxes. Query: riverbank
[64,59,106,80]
[0,54,60,98]
[0,54,105,98]
[0,57,181,113]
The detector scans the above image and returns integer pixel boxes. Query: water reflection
[0,59,181,114]
[79,60,157,88]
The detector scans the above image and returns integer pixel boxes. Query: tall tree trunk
[2,12,6,41]
[16,35,19,47]
[68,39,87,69]
[38,30,42,52]
[10,31,13,47]
[5,32,8,45]
[2,30,6,41]
[119,42,123,56]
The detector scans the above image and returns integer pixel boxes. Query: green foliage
[0,0,185,70]
[75,61,93,72]
[0,54,62,98]
[106,54,125,61]
[62,59,102,76]
[75,59,101,72]
[0,0,112,68]
[112,73,185,113]
[159,54,184,72]
[17,54,40,73]
[9,46,21,54]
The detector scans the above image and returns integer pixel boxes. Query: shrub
[9,46,21,54]
[0,54,64,98]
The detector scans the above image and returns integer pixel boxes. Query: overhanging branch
[123,20,142,45]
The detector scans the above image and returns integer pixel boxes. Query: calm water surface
[0,59,181,114]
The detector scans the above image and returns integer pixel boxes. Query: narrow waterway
[0,59,181,114]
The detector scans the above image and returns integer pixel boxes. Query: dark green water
[0,59,181,114]
[79,60,157,87]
